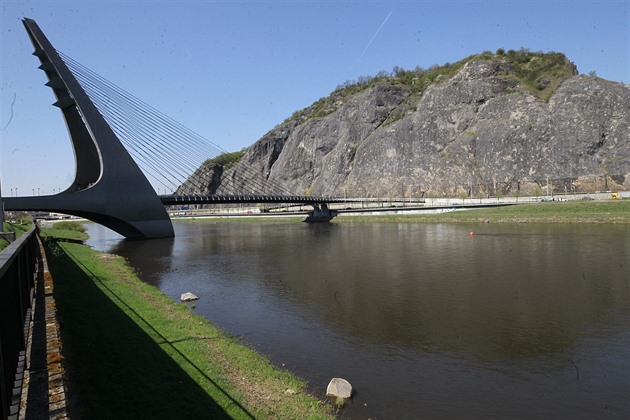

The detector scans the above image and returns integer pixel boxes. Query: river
[87,220,630,419]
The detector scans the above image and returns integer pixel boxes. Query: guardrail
[0,225,38,419]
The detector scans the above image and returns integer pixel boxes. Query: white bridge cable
[64,81,179,188]
[65,53,297,197]
[60,53,221,164]
[58,52,297,196]
[70,57,298,199]
[61,54,219,190]
[66,78,196,191]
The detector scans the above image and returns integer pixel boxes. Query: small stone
[284,388,297,395]
[180,292,199,302]
[326,377,352,399]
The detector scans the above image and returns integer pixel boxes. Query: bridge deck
[159,195,345,206]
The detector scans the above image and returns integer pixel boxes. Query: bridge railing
[158,194,347,206]
[0,225,38,419]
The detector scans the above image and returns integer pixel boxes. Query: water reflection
[112,237,175,282]
[87,221,630,419]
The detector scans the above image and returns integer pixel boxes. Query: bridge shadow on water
[44,238,252,419]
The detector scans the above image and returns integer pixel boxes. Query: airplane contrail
[353,10,394,68]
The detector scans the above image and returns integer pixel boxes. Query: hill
[178,49,629,198]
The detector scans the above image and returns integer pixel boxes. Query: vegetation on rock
[286,48,577,126]
[203,149,246,170]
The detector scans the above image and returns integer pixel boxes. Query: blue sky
[1,0,628,196]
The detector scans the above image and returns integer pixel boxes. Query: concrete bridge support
[303,203,338,223]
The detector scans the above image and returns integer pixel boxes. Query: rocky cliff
[180,51,629,198]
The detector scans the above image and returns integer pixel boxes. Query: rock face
[176,164,223,195]
[185,53,629,198]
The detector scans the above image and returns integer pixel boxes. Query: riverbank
[90,212,630,419]
[38,226,335,419]
[0,222,31,251]
[336,199,630,224]
[181,200,630,225]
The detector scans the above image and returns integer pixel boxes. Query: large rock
[326,377,353,399]
[182,53,630,198]
[180,292,199,302]
[346,68,629,197]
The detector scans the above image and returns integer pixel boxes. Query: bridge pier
[303,203,338,223]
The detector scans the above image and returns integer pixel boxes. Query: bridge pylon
[3,18,174,240]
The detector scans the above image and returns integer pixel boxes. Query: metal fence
[0,225,38,419]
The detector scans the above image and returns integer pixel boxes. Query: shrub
[203,150,245,169]
[54,221,86,233]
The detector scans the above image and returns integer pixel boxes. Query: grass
[336,200,630,224]
[38,221,88,242]
[2,222,32,235]
[40,227,334,419]
[0,222,32,251]
[179,201,630,226]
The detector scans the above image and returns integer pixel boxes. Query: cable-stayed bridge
[3,18,340,240]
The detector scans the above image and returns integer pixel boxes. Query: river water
[87,221,630,419]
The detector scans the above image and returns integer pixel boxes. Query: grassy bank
[1,221,82,251]
[0,222,32,251]
[336,200,630,224]
[178,200,630,225]
[39,220,89,241]
[40,227,334,419]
